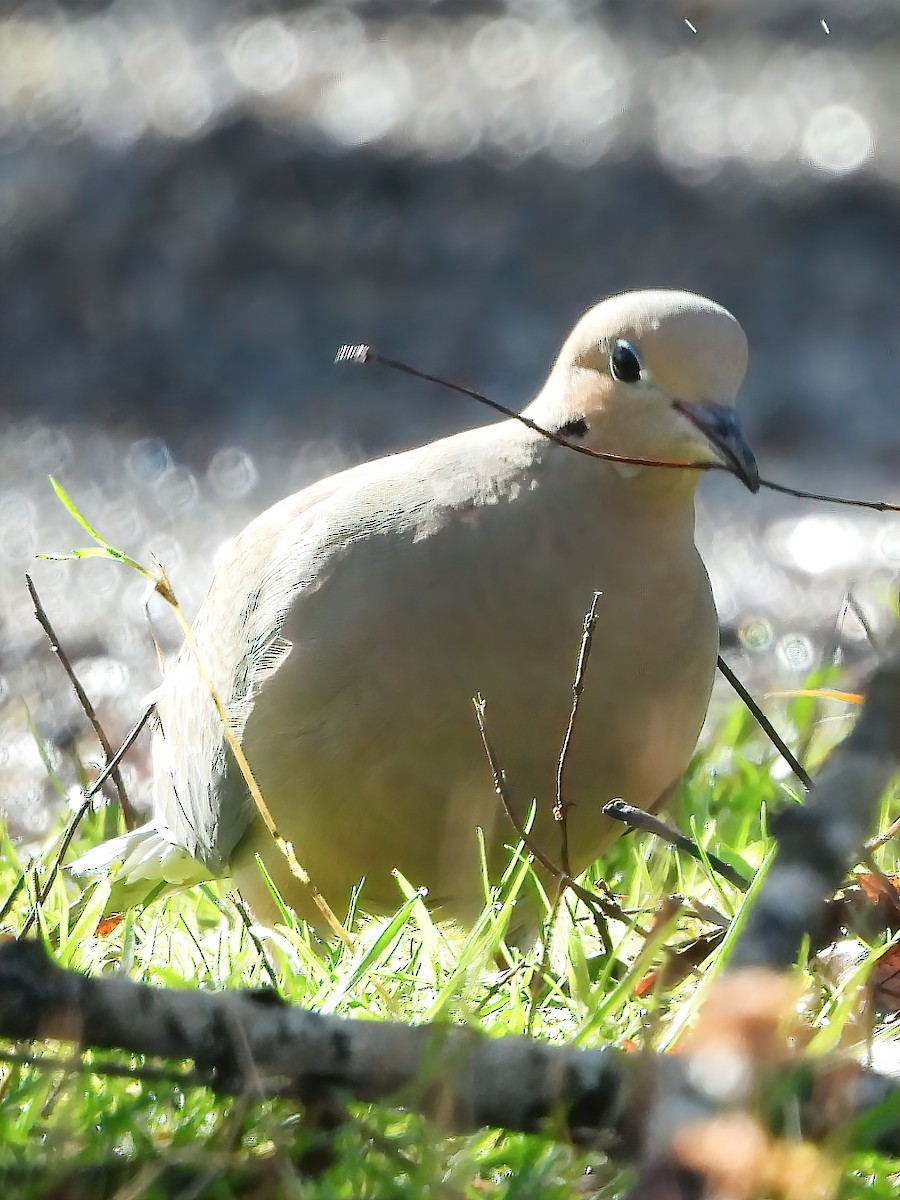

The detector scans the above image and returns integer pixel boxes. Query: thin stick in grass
[716,653,813,789]
[18,797,93,938]
[14,708,155,938]
[602,799,750,893]
[472,694,625,936]
[554,591,602,877]
[866,809,900,851]
[229,890,283,997]
[26,573,134,830]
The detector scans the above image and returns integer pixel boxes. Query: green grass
[1,681,899,1199]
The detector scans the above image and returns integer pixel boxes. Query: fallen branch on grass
[0,937,898,1159]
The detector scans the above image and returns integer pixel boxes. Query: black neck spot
[558,417,588,439]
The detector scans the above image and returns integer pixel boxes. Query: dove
[71,289,758,937]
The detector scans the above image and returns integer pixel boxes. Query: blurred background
[0,0,897,839]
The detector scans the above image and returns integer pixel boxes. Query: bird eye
[609,340,643,384]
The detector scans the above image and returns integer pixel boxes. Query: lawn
[2,661,899,1198]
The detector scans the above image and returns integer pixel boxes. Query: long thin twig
[337,345,900,512]
[229,891,283,998]
[758,475,900,513]
[336,345,720,473]
[26,572,134,829]
[602,800,750,892]
[12,706,154,939]
[472,694,626,931]
[554,591,603,877]
[0,867,30,925]
[716,654,813,789]
[18,796,93,939]
[846,590,882,652]
[84,704,154,801]
[343,347,890,792]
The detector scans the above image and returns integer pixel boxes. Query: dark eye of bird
[609,340,642,384]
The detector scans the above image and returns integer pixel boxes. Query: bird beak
[673,400,760,493]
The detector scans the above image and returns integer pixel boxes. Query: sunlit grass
[1,682,898,1198]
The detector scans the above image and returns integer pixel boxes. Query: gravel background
[0,0,897,839]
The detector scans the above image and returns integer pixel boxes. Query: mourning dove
[71,289,758,935]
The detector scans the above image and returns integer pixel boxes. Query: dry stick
[866,808,900,851]
[0,868,30,925]
[25,573,134,830]
[533,591,606,1025]
[84,703,153,801]
[601,800,750,893]
[758,475,900,513]
[3,938,900,1157]
[472,694,631,936]
[846,590,882,652]
[554,591,603,878]
[18,795,93,940]
[336,345,900,511]
[336,345,719,473]
[229,891,282,998]
[14,707,154,939]
[0,937,637,1136]
[716,654,813,790]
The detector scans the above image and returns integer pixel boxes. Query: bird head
[531,289,759,493]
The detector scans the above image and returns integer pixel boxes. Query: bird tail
[68,823,209,914]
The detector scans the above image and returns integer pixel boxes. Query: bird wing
[151,466,359,869]
[151,421,537,872]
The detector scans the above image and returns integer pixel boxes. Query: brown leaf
[871,943,900,1012]
[95,913,125,937]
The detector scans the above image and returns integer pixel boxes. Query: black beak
[673,400,760,493]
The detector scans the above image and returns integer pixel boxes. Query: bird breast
[224,440,718,914]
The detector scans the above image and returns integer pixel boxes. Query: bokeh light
[0,1,895,834]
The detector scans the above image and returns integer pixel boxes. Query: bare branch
[339,346,721,473]
[554,591,603,877]
[12,704,153,939]
[0,938,632,1141]
[717,654,813,790]
[472,694,626,931]
[601,799,750,893]
[757,476,900,513]
[1,939,899,1161]
[26,572,134,828]
[338,346,900,513]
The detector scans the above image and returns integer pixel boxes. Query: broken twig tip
[334,343,372,366]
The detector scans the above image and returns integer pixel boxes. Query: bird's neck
[519,377,704,527]
[499,422,701,540]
